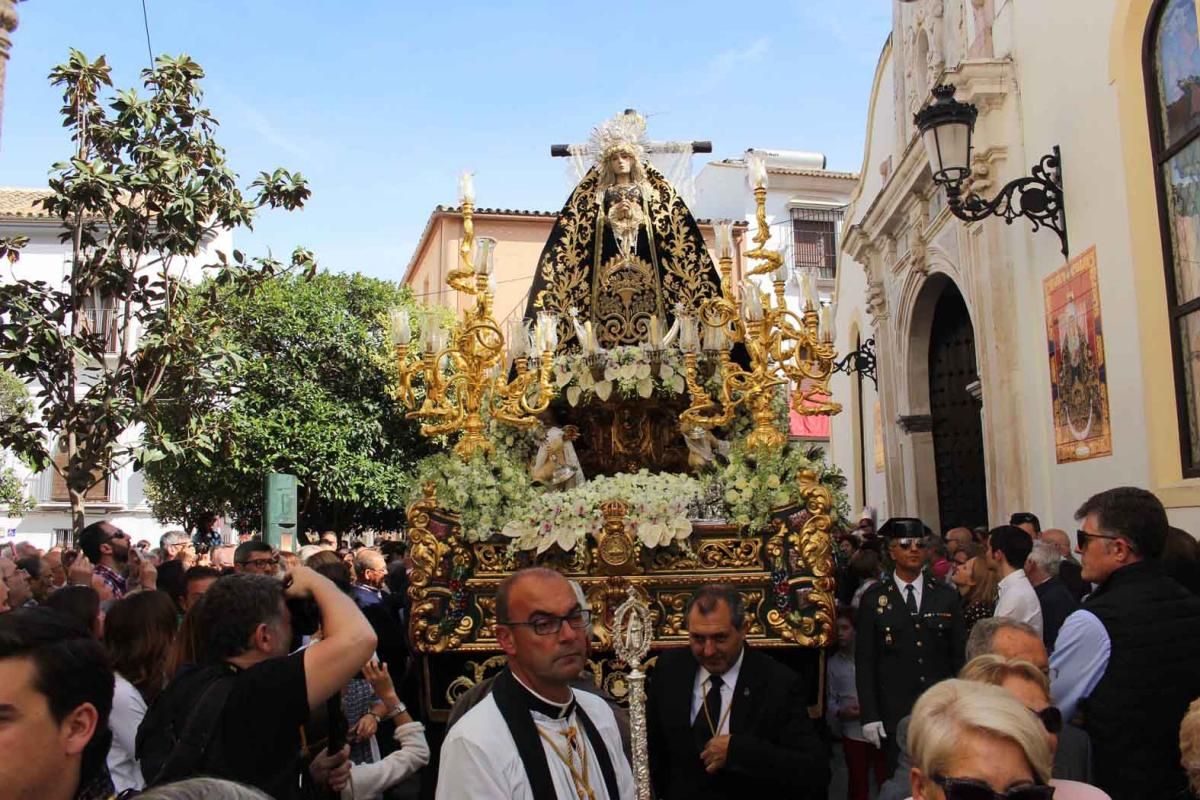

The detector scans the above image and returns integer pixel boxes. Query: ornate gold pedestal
[405,469,836,720]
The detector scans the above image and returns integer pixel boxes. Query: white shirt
[995,569,1044,635]
[343,721,431,800]
[107,673,147,793]
[436,682,635,800]
[893,573,924,611]
[689,647,745,736]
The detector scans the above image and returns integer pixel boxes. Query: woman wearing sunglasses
[957,656,1110,799]
[907,678,1061,800]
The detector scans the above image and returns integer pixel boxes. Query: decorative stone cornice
[897,414,934,433]
[946,58,1015,113]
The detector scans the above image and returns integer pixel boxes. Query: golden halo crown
[589,110,648,163]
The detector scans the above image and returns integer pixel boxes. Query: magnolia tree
[0,50,312,532]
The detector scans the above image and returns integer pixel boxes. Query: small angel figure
[681,424,731,472]
[531,423,585,490]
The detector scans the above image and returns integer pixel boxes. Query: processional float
[390,111,847,793]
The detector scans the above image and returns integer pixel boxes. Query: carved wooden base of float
[405,469,836,719]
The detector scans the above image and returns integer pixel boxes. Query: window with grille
[791,207,843,280]
[54,529,73,548]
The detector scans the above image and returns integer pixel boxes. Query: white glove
[862,721,887,749]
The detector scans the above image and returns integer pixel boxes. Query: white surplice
[435,681,635,800]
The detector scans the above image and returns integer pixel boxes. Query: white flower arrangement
[554,346,688,407]
[500,470,701,554]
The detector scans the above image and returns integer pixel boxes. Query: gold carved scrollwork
[444,654,509,707]
[473,543,517,575]
[405,483,475,654]
[763,470,836,648]
[695,538,762,570]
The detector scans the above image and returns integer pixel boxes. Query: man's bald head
[1041,529,1071,560]
[965,617,1048,673]
[946,527,973,555]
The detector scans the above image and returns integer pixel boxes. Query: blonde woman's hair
[959,654,1051,697]
[596,146,651,195]
[965,555,999,606]
[909,679,1053,786]
[1181,697,1200,794]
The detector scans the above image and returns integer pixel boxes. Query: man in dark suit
[1025,540,1079,651]
[1041,529,1089,600]
[855,517,966,772]
[647,584,828,799]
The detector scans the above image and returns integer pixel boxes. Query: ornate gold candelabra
[392,174,557,459]
[679,154,841,451]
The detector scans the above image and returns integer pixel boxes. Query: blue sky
[0,1,892,282]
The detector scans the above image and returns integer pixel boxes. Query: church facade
[830,0,1200,533]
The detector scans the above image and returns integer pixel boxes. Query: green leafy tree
[0,50,311,532]
[0,370,35,516]
[143,272,434,535]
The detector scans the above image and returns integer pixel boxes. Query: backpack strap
[147,667,238,786]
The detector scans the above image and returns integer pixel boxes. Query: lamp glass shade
[921,120,972,184]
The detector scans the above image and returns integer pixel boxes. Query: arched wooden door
[927,283,988,532]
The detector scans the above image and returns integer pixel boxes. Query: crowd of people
[831,486,1200,800]
[1,484,1200,800]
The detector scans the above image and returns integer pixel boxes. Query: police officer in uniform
[854,517,965,771]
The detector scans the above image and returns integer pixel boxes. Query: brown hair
[963,556,999,607]
[103,590,178,702]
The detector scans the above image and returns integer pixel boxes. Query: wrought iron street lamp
[914,84,1069,257]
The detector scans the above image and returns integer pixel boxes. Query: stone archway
[903,273,988,532]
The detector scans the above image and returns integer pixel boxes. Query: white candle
[459,171,475,204]
[389,308,410,346]
[703,321,726,351]
[679,314,699,353]
[801,272,816,309]
[742,280,764,321]
[648,314,663,349]
[538,311,559,351]
[716,220,733,259]
[474,237,495,275]
[774,259,790,284]
[747,150,768,189]
[508,319,528,358]
[819,304,833,342]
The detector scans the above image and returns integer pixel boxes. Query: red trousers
[841,737,889,800]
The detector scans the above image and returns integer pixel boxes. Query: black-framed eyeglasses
[1075,529,1121,550]
[894,537,927,550]
[931,775,1055,800]
[499,609,591,636]
[1031,705,1063,733]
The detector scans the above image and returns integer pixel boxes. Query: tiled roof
[434,204,557,218]
[710,160,860,181]
[0,187,54,220]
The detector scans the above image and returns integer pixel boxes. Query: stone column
[0,1,18,150]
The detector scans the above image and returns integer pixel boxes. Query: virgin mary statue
[524,111,723,351]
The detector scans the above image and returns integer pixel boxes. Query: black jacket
[647,646,828,799]
[854,574,966,736]
[1079,560,1200,800]
[1033,576,1078,651]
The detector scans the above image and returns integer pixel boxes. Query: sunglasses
[893,537,927,550]
[1075,529,1121,550]
[932,775,1055,800]
[1032,705,1063,734]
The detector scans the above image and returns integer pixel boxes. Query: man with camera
[137,565,377,798]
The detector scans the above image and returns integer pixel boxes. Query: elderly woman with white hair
[906,679,1057,800]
